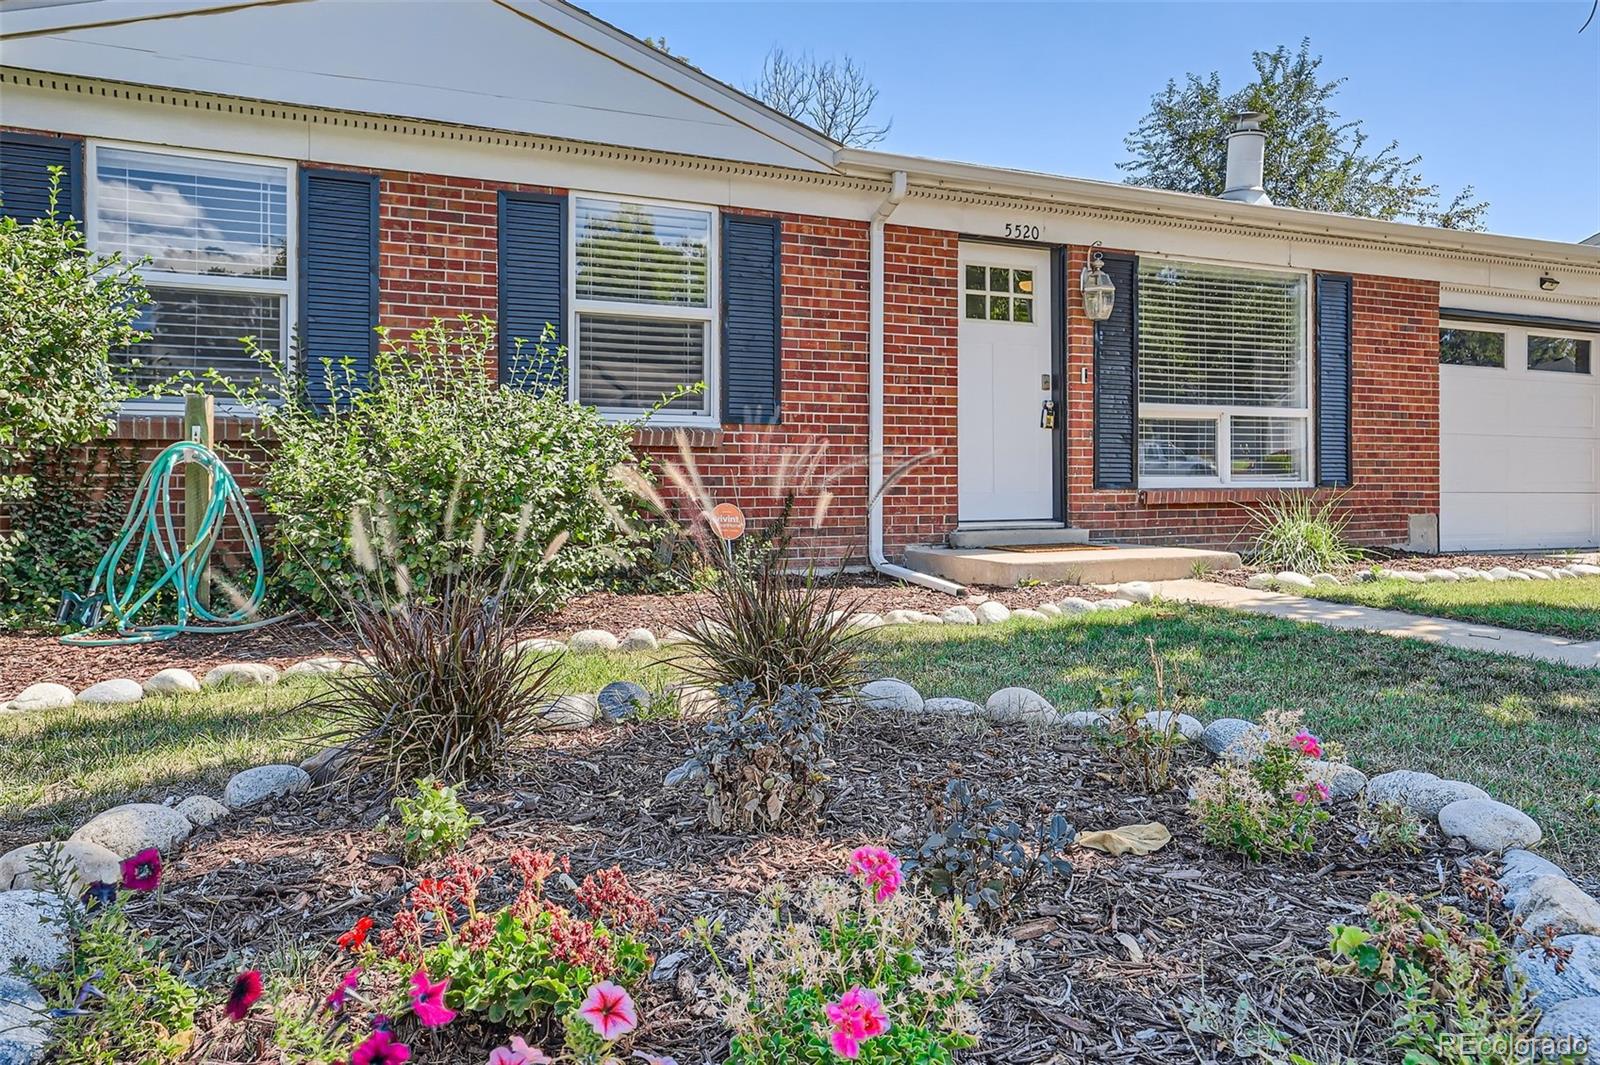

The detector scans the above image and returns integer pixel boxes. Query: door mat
[988,543,1117,554]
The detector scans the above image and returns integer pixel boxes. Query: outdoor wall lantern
[1080,243,1116,321]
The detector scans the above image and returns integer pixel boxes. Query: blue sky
[586,1,1600,243]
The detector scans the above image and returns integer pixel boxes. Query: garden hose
[59,439,286,646]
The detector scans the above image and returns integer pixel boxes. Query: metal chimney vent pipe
[1220,111,1271,206]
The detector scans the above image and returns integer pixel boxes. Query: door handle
[1040,399,1058,429]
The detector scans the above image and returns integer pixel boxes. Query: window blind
[574,197,709,308]
[577,315,708,414]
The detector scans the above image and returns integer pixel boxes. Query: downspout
[867,171,964,596]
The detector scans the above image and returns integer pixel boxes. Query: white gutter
[867,170,963,597]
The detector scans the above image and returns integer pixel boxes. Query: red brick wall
[1063,244,1441,549]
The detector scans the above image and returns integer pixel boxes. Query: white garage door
[1440,320,1599,551]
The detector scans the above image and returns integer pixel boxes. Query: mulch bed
[1,578,1113,700]
[139,707,1468,1064]
[1205,550,1586,587]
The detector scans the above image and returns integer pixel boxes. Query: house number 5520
[1004,222,1042,240]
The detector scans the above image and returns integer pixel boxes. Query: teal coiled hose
[60,439,285,646]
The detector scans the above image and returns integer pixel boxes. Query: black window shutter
[1315,273,1354,487]
[1093,252,1139,489]
[0,132,83,223]
[497,191,567,392]
[299,168,379,407]
[720,213,782,425]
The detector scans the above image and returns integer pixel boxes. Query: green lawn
[6,604,1599,877]
[1302,574,1600,641]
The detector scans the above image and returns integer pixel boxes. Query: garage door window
[1529,335,1591,375]
[1439,327,1505,368]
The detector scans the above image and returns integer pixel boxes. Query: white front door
[958,243,1055,523]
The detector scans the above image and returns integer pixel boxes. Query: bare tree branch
[750,47,891,147]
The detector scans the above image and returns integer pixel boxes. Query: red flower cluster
[545,906,618,977]
[576,867,657,933]
[338,916,375,953]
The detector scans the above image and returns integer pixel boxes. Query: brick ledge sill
[1138,486,1334,506]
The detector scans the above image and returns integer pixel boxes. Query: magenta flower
[352,1030,411,1065]
[847,846,903,903]
[633,1055,679,1065]
[825,986,890,1059]
[223,969,262,1022]
[578,981,638,1042]
[487,1037,551,1065]
[1313,781,1331,801]
[120,848,161,892]
[1292,730,1323,759]
[1293,791,1309,805]
[409,969,456,1028]
[326,967,361,1012]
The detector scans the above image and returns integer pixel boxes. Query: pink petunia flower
[352,1030,411,1065]
[1313,781,1331,801]
[1291,730,1323,759]
[409,969,456,1028]
[846,846,903,903]
[223,969,262,1022]
[825,986,890,1059]
[487,1037,551,1065]
[578,981,639,1042]
[327,968,361,1012]
[1293,791,1309,805]
[120,848,162,892]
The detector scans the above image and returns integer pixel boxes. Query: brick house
[2,0,1597,586]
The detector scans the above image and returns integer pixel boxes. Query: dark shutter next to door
[0,132,83,223]
[1314,273,1354,487]
[720,213,782,424]
[299,168,379,407]
[498,191,567,392]
[1093,252,1139,489]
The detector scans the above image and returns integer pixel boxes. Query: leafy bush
[691,848,1020,1064]
[1242,492,1361,573]
[1093,638,1196,792]
[234,316,648,610]
[0,170,149,503]
[1327,891,1566,1064]
[296,568,564,786]
[389,778,482,862]
[1189,710,1332,860]
[902,778,1075,924]
[667,682,832,831]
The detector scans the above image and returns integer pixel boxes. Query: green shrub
[389,777,482,862]
[1189,709,1331,860]
[1242,492,1361,573]
[239,316,649,609]
[1093,638,1196,792]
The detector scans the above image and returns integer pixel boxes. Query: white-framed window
[87,142,294,401]
[1136,258,1312,487]
[1439,322,1594,376]
[569,193,717,425]
[962,262,1036,323]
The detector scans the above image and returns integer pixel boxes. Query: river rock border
[1248,562,1600,592]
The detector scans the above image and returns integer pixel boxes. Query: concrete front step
[947,527,1091,549]
[902,543,1243,587]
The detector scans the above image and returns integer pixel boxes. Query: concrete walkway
[1151,579,1600,670]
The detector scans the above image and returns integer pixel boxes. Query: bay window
[571,195,715,423]
[1137,259,1311,486]
[91,144,292,396]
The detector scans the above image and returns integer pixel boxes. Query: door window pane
[1439,328,1505,368]
[1529,335,1592,374]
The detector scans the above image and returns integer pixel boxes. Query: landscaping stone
[1056,597,1097,614]
[882,609,922,625]
[515,637,566,655]
[1489,566,1521,580]
[659,630,691,646]
[1034,602,1063,618]
[1453,567,1481,580]
[691,619,730,640]
[541,693,600,731]
[847,612,886,630]
[567,629,620,653]
[174,795,230,829]
[69,803,192,859]
[984,687,1054,725]
[281,657,362,678]
[1061,710,1109,730]
[0,891,67,972]
[142,668,200,695]
[202,662,278,688]
[974,601,1011,625]
[1499,849,1569,910]
[300,744,353,786]
[617,628,659,652]
[1353,569,1380,583]
[859,679,924,714]
[1478,570,1501,581]
[4,683,73,714]
[1198,717,1267,760]
[0,974,47,1065]
[1516,876,1600,938]
[1572,564,1600,576]
[1140,710,1203,741]
[1524,569,1553,581]
[1512,935,1600,1007]
[1275,571,1314,590]
[1096,598,1135,610]
[940,605,978,625]
[1303,760,1369,801]
[76,678,143,704]
[923,697,981,717]
[1533,997,1600,1064]
[1557,566,1584,578]
[1424,568,1460,582]
[1403,777,1492,820]
[223,765,311,809]
[0,841,120,892]
[1365,769,1439,806]
[671,686,720,716]
[1311,573,1341,585]
[906,611,945,624]
[1011,608,1051,622]
[1400,571,1428,583]
[1118,581,1156,603]
[1438,798,1541,851]
[598,681,650,721]
[1245,573,1278,590]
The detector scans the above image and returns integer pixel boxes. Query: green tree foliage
[1120,40,1488,230]
[0,170,150,502]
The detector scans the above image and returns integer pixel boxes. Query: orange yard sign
[709,503,747,541]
